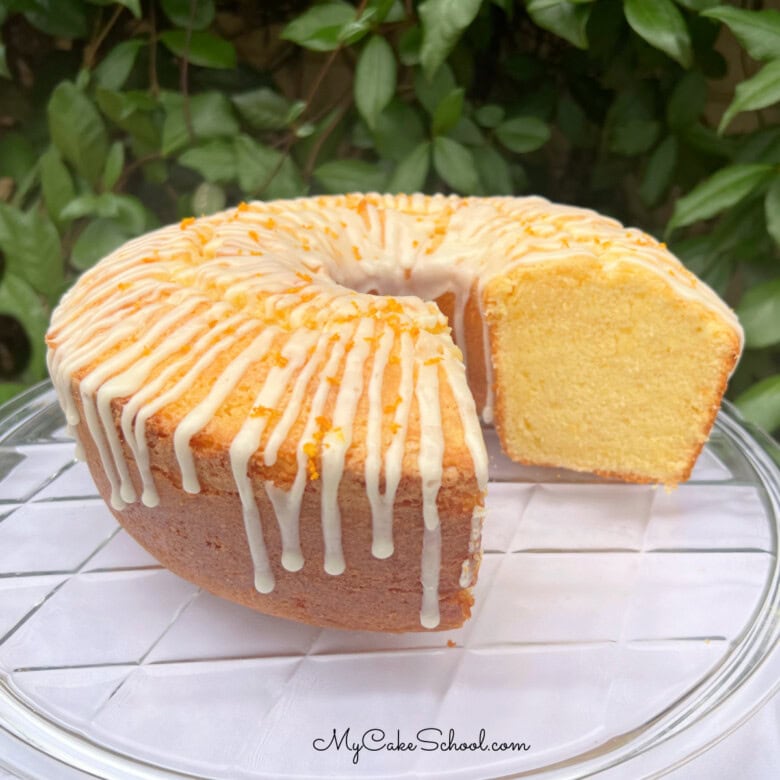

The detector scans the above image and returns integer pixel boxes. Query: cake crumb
[447,640,456,648]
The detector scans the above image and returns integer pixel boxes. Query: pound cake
[46,194,743,631]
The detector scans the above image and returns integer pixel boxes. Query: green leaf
[232,88,302,130]
[432,88,464,136]
[736,279,780,349]
[387,141,431,193]
[95,89,160,149]
[314,160,388,193]
[71,218,132,270]
[60,193,148,234]
[667,71,707,130]
[179,140,237,183]
[88,0,143,19]
[39,148,76,224]
[159,30,237,69]
[474,145,513,195]
[639,135,677,207]
[48,81,109,188]
[355,35,397,129]
[160,0,215,29]
[718,60,780,134]
[414,63,456,114]
[102,141,125,192]
[233,135,305,199]
[192,182,225,215]
[475,105,505,129]
[0,132,36,183]
[161,91,240,155]
[281,3,356,52]
[609,118,661,156]
[674,0,719,10]
[765,178,780,248]
[418,0,483,78]
[432,136,479,194]
[624,0,692,68]
[735,375,780,434]
[398,25,422,66]
[372,100,427,161]
[448,116,485,146]
[94,40,145,91]
[23,0,87,38]
[339,0,398,46]
[525,0,591,49]
[0,274,48,381]
[702,6,780,63]
[0,43,10,80]
[0,204,62,298]
[668,163,775,231]
[495,116,551,153]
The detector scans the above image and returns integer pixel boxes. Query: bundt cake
[46,194,743,631]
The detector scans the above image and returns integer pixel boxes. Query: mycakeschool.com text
[312,727,531,765]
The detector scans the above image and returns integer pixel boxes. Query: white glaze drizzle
[364,325,396,558]
[416,361,444,629]
[321,317,375,576]
[174,328,278,493]
[46,193,744,629]
[230,330,318,592]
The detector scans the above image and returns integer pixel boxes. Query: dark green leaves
[234,135,305,199]
[179,140,236,183]
[0,204,62,298]
[737,280,780,349]
[388,142,431,193]
[159,30,237,69]
[703,7,780,63]
[160,0,215,29]
[418,0,483,78]
[71,219,132,270]
[232,89,303,130]
[766,178,780,247]
[525,0,591,50]
[669,164,775,231]
[39,148,76,224]
[432,136,479,193]
[718,61,780,134]
[432,88,464,136]
[314,160,388,193]
[495,116,551,153]
[355,36,397,129]
[94,40,145,90]
[736,375,780,434]
[281,3,356,51]
[624,0,692,68]
[161,92,240,155]
[640,135,677,207]
[47,81,108,188]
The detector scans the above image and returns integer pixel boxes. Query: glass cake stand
[0,382,777,780]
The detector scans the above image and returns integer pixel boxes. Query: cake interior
[483,256,739,483]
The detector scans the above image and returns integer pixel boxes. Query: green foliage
[0,0,778,435]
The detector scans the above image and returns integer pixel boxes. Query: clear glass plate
[0,381,778,780]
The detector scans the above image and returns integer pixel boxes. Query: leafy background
[0,0,778,434]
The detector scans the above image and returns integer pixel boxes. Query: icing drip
[230,331,319,593]
[265,321,356,574]
[321,317,375,576]
[364,326,396,558]
[174,328,278,493]
[416,361,444,629]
